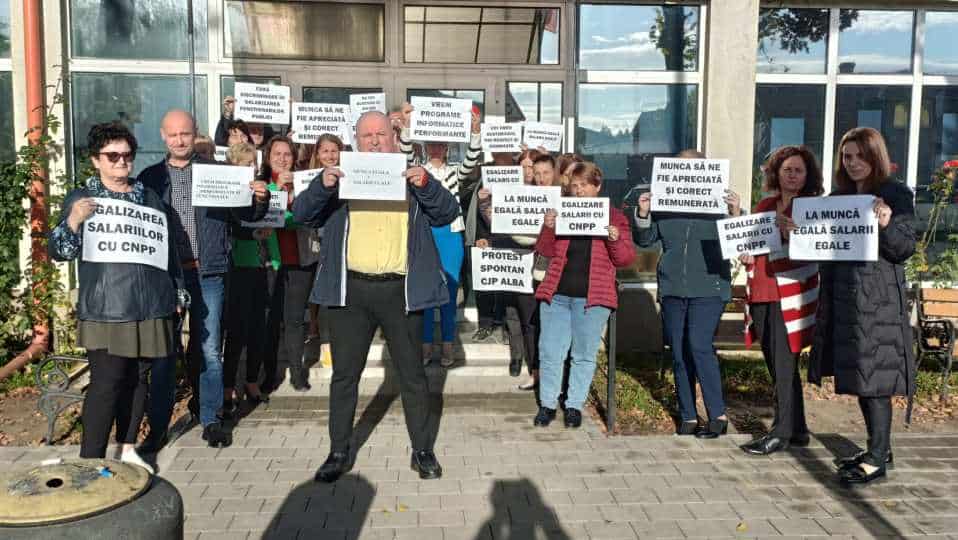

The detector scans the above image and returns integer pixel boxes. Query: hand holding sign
[406,166,428,188]
[323,167,343,189]
[68,197,99,233]
[543,209,557,229]
[874,197,893,228]
[251,180,270,202]
[723,190,742,217]
[637,192,652,218]
[607,225,620,242]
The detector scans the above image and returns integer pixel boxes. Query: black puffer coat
[808,181,916,398]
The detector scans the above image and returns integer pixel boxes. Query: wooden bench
[34,355,88,445]
[915,286,956,401]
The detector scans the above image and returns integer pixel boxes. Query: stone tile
[684,502,740,520]
[640,503,694,521]
[768,518,828,536]
[584,521,639,539]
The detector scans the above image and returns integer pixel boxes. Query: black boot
[315,451,352,483]
[533,407,556,427]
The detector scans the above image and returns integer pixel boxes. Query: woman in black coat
[809,127,916,485]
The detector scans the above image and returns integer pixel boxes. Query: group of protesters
[51,88,912,487]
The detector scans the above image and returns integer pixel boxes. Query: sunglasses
[98,151,135,163]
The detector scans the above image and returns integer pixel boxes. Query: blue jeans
[184,270,227,427]
[661,296,726,422]
[538,295,611,411]
[423,225,463,344]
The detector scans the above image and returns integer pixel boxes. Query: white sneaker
[120,448,155,475]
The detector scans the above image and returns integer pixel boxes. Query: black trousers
[502,292,539,370]
[749,302,808,439]
[859,396,893,467]
[476,290,498,329]
[327,276,431,453]
[224,266,273,390]
[80,350,150,458]
[267,263,316,388]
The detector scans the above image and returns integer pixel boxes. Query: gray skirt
[78,318,177,359]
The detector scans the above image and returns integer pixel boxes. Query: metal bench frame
[34,355,88,445]
[915,285,955,401]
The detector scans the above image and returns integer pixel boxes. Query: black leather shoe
[564,408,583,428]
[533,407,556,427]
[509,359,522,377]
[790,433,811,447]
[741,435,789,455]
[695,418,728,439]
[315,451,352,483]
[835,450,894,470]
[202,422,232,448]
[839,464,886,485]
[411,450,443,480]
[221,398,236,421]
[292,381,312,393]
[676,420,699,435]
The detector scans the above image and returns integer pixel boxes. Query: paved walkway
[3,382,958,539]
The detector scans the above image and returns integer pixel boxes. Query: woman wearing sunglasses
[49,122,183,473]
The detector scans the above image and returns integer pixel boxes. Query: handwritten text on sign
[790,195,878,261]
[556,197,610,236]
[716,211,782,259]
[471,247,534,294]
[191,164,254,207]
[522,122,563,152]
[349,93,386,122]
[481,166,523,190]
[82,198,168,271]
[291,103,350,144]
[650,158,730,215]
[492,185,561,235]
[481,123,522,153]
[241,190,288,229]
[234,82,290,125]
[292,168,323,197]
[409,97,472,143]
[338,152,408,201]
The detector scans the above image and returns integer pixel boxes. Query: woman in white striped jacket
[740,145,824,456]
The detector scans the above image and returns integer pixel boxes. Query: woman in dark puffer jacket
[809,126,916,485]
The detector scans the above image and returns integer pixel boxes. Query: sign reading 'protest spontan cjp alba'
[491,185,561,235]
[556,197,610,236]
[470,247,534,294]
[292,169,323,197]
[191,164,255,207]
[481,166,523,190]
[480,123,522,153]
[338,152,408,201]
[291,103,351,145]
[789,195,878,262]
[409,96,472,143]
[241,190,288,229]
[234,82,291,125]
[650,158,730,215]
[82,198,168,271]
[522,122,563,153]
[716,211,782,259]
[349,93,386,122]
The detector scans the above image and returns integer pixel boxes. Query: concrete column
[702,0,761,207]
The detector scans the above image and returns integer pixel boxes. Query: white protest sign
[481,166,523,190]
[409,96,472,143]
[338,152,408,201]
[291,102,351,144]
[470,247,534,294]
[789,195,878,262]
[716,211,782,259]
[350,93,386,121]
[522,122,563,152]
[234,82,291,125]
[481,123,522,153]
[191,163,255,207]
[556,197,610,236]
[81,198,168,271]
[214,146,228,162]
[292,168,323,197]
[241,190,288,228]
[491,185,561,235]
[650,158,730,215]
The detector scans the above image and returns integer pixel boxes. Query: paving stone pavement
[4,381,958,540]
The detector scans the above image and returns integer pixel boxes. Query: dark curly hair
[87,122,138,157]
[762,145,824,197]
[227,119,252,143]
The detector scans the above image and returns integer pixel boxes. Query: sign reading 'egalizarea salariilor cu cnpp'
[82,198,169,270]
[650,158,730,215]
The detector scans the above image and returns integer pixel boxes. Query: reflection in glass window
[753,85,826,197]
[71,74,208,177]
[756,8,829,74]
[404,6,558,64]
[837,9,913,74]
[835,86,911,184]
[918,87,958,197]
[924,12,958,76]
[226,1,384,62]
[0,0,10,58]
[578,4,698,71]
[70,0,207,60]
[0,72,13,163]
[406,89,485,164]
[506,82,562,124]
[304,87,383,105]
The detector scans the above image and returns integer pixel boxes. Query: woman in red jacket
[533,162,636,428]
[740,145,824,455]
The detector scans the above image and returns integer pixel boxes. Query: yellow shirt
[347,199,409,274]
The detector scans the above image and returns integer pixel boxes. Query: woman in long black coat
[809,126,916,485]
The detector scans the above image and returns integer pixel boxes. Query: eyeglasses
[98,151,135,163]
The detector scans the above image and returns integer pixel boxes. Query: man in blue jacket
[139,109,269,449]
[293,111,460,482]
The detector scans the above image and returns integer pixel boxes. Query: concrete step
[270,371,531,397]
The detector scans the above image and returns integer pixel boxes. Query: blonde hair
[227,142,256,166]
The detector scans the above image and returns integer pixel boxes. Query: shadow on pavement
[262,474,375,539]
[476,478,573,540]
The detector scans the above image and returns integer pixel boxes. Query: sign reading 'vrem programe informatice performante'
[470,247,535,294]
[491,185,561,235]
[522,122,563,153]
[409,96,472,143]
[789,195,878,262]
[480,123,522,153]
[556,197,610,236]
[241,190,288,229]
[716,211,782,259]
[338,152,408,201]
[233,82,291,125]
[291,103,351,145]
[191,164,255,207]
[481,166,523,190]
[82,198,168,271]
[650,158,730,215]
